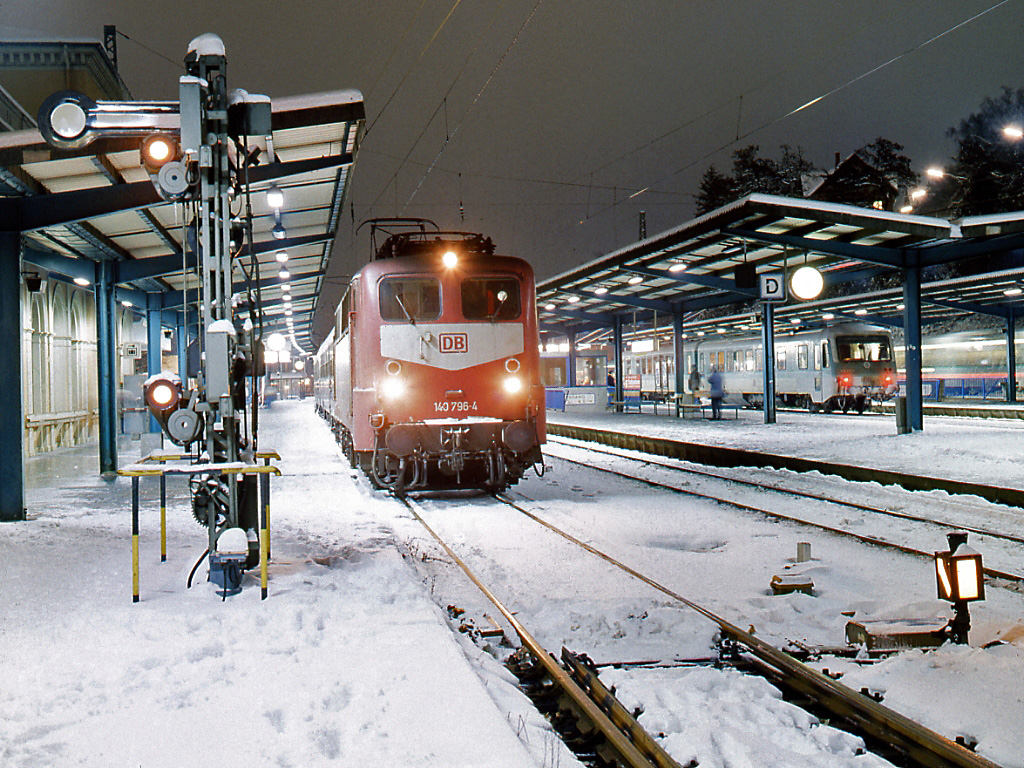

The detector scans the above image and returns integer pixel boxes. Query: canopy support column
[95,260,119,474]
[612,315,624,411]
[0,231,26,521]
[761,301,777,424]
[902,259,924,432]
[1006,309,1017,403]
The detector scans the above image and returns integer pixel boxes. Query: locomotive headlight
[503,376,523,394]
[380,377,406,400]
[150,383,177,409]
[442,250,458,268]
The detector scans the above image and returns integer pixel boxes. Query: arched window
[30,293,50,416]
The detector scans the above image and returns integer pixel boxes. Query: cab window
[461,277,521,320]
[379,277,440,321]
[836,335,892,362]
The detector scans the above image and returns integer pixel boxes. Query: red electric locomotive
[315,221,545,492]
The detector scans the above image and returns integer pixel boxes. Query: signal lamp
[144,373,183,413]
[838,374,852,387]
[503,376,523,394]
[140,133,178,172]
[935,532,985,644]
[442,250,458,268]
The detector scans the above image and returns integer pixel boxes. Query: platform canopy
[0,89,365,353]
[537,194,1024,339]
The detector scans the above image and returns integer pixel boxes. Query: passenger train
[620,322,899,413]
[315,222,545,493]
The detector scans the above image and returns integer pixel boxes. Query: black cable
[187,549,210,589]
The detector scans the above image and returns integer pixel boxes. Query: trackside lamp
[934,531,985,644]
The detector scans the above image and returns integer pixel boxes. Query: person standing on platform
[708,366,724,420]
[688,366,702,397]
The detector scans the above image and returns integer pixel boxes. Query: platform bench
[702,403,739,419]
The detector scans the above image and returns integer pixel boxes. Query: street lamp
[934,531,985,644]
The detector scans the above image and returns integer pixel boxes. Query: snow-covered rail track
[399,495,690,768]
[485,493,1003,768]
[544,437,1024,587]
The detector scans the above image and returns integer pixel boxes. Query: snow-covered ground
[2,401,1022,767]
[549,406,1024,488]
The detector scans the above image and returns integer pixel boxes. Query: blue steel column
[1006,309,1017,403]
[673,312,685,396]
[95,261,119,473]
[146,294,163,432]
[567,330,577,387]
[903,260,924,431]
[612,315,624,411]
[761,301,777,424]
[0,231,26,521]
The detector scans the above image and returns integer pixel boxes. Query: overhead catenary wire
[401,0,546,211]
[581,0,1013,224]
[367,0,510,214]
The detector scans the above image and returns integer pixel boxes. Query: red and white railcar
[315,226,545,492]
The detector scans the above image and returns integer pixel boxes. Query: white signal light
[442,251,458,268]
[503,376,523,394]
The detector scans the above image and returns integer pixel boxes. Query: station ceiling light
[668,262,687,273]
[276,250,288,263]
[594,287,608,295]
[567,295,580,303]
[266,184,284,210]
[74,277,91,287]
[790,265,824,300]
[279,269,290,280]
[628,275,643,285]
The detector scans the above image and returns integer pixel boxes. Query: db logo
[439,333,468,353]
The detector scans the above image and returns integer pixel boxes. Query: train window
[379,277,441,321]
[732,350,741,372]
[836,335,893,362]
[746,349,754,371]
[777,348,787,370]
[461,277,521,320]
[822,342,831,369]
[699,352,705,372]
[755,347,763,371]
[798,344,809,369]
[814,343,821,370]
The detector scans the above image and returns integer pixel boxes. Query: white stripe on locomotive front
[380,323,524,370]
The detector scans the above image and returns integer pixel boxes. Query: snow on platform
[549,406,1024,489]
[0,402,564,768]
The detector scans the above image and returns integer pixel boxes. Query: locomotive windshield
[836,335,892,362]
[379,277,441,322]
[461,277,521,320]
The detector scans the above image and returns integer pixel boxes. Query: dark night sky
[8,0,1024,305]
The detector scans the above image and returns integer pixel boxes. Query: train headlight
[442,250,458,268]
[503,376,523,394]
[504,357,521,373]
[380,377,406,400]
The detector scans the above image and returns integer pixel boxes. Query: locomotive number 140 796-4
[434,400,477,413]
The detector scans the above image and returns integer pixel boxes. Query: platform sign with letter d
[760,272,785,302]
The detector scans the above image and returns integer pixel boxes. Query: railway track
[399,492,1002,768]
[543,436,1024,587]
